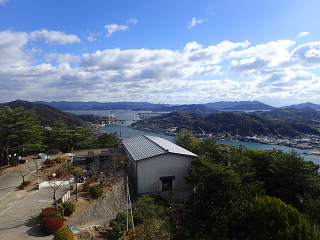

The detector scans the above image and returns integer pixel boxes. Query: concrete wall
[70,179,125,227]
[136,153,193,194]
[36,179,75,189]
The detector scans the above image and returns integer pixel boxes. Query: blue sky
[1,0,320,107]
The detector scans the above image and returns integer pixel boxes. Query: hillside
[253,108,320,126]
[34,101,170,111]
[281,102,320,110]
[222,103,275,111]
[205,101,265,110]
[131,111,320,137]
[151,104,216,113]
[0,100,87,127]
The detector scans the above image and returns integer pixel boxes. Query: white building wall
[136,153,192,194]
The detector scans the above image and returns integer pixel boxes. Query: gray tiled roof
[122,135,197,161]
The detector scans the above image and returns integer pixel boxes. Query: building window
[160,176,175,191]
[162,179,172,191]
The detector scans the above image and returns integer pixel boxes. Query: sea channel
[66,110,320,166]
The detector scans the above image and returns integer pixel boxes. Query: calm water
[66,110,320,165]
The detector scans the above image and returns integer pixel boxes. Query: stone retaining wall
[70,179,125,227]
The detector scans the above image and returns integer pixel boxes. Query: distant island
[32,100,320,112]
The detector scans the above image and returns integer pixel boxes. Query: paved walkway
[0,156,68,239]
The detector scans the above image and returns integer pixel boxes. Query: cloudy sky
[1,0,320,106]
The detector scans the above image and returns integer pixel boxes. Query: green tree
[243,195,319,240]
[70,127,95,150]
[95,132,118,148]
[173,128,199,153]
[0,106,45,163]
[44,120,72,152]
[185,160,255,239]
[268,150,320,211]
[128,218,172,240]
[134,195,168,221]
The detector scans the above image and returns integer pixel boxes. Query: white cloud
[228,40,320,73]
[29,29,81,44]
[297,32,310,37]
[45,53,80,63]
[188,17,203,29]
[0,31,32,68]
[105,24,128,37]
[1,30,320,104]
[0,0,9,5]
[184,41,202,52]
[85,30,101,42]
[127,18,138,24]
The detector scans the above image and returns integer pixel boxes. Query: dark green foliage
[0,106,46,159]
[47,211,63,220]
[267,150,320,211]
[111,195,172,239]
[59,201,76,216]
[53,227,75,240]
[40,216,64,235]
[0,100,86,127]
[186,161,252,239]
[44,120,96,152]
[134,195,168,221]
[95,132,118,148]
[9,158,19,166]
[109,212,132,239]
[174,131,320,239]
[90,185,103,199]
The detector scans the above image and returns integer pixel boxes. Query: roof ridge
[143,135,169,153]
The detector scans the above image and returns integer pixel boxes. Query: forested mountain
[0,100,86,127]
[204,100,267,110]
[136,111,319,137]
[151,104,216,113]
[253,108,320,126]
[222,103,275,111]
[281,102,320,110]
[34,101,170,111]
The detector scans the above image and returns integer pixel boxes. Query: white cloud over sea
[1,29,320,105]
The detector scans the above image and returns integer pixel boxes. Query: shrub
[82,182,90,192]
[86,179,95,184]
[71,167,83,175]
[110,212,132,239]
[55,157,66,164]
[53,227,75,240]
[72,186,82,194]
[47,211,63,220]
[90,185,103,199]
[58,204,64,214]
[45,159,56,165]
[40,216,64,234]
[39,207,56,218]
[9,158,19,166]
[59,201,76,216]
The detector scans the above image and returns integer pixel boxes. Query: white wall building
[122,135,197,196]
